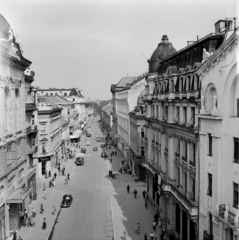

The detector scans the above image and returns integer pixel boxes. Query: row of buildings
[101,18,239,240]
[0,15,92,239]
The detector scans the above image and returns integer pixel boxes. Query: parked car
[86,133,91,137]
[81,148,86,153]
[101,152,107,158]
[93,146,98,151]
[100,143,106,148]
[96,137,100,142]
[76,157,84,165]
[61,194,73,208]
[86,141,91,146]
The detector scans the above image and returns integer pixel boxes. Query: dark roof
[38,97,61,110]
[116,76,137,88]
[111,84,117,92]
[148,35,176,73]
[69,88,79,96]
[45,96,71,104]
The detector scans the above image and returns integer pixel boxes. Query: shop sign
[39,156,51,162]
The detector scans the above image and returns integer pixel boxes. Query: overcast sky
[1,0,238,100]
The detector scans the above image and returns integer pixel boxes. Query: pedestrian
[12,231,17,240]
[49,180,52,188]
[135,223,140,234]
[54,172,57,179]
[30,215,35,227]
[18,236,23,240]
[42,218,46,230]
[40,204,44,214]
[52,179,55,187]
[143,190,146,199]
[134,175,138,183]
[24,209,28,219]
[27,215,31,227]
[127,185,130,194]
[109,170,111,178]
[158,217,162,228]
[67,173,70,181]
[160,226,166,240]
[154,212,159,226]
[150,231,154,240]
[152,220,156,232]
[144,233,148,240]
[110,158,112,163]
[49,171,51,177]
[134,189,137,199]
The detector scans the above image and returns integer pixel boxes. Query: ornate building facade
[143,29,226,240]
[0,14,33,239]
[196,20,238,240]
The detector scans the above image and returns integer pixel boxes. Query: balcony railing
[26,125,38,135]
[217,204,239,228]
[218,204,226,219]
[28,145,38,155]
[26,103,37,111]
[203,230,213,240]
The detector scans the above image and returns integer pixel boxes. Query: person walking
[152,220,157,232]
[110,158,112,163]
[24,209,28,219]
[42,218,46,230]
[144,233,148,240]
[160,226,166,240]
[40,204,44,214]
[54,172,57,179]
[134,189,137,199]
[67,173,70,181]
[143,190,146,199]
[150,231,154,240]
[127,185,130,194]
[134,175,138,183]
[49,171,51,177]
[12,231,17,240]
[52,179,55,187]
[135,223,140,234]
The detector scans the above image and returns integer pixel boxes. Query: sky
[1,0,238,100]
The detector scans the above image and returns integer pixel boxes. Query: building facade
[196,21,238,240]
[101,102,112,136]
[143,29,226,240]
[35,98,62,177]
[0,14,34,239]
[129,90,147,180]
[38,87,83,98]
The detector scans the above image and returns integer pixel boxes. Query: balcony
[26,103,37,111]
[203,230,213,240]
[26,125,38,135]
[217,204,239,228]
[28,145,38,155]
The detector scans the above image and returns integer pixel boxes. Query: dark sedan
[61,194,73,208]
[101,152,107,158]
[81,148,86,153]
[93,146,98,151]
[100,143,106,148]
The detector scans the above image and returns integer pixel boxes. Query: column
[186,106,191,126]
[168,103,174,123]
[168,135,175,182]
[179,106,184,125]
[158,103,161,120]
[194,107,199,128]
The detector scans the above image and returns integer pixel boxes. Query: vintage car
[93,146,98,151]
[61,194,73,208]
[81,148,86,153]
[100,143,106,148]
[101,152,107,158]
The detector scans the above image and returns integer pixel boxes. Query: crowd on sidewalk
[103,129,168,240]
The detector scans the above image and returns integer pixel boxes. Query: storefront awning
[7,188,32,204]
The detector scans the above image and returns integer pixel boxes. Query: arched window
[50,93,53,96]
[64,93,67,96]
[205,84,217,113]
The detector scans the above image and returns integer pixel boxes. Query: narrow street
[52,118,114,240]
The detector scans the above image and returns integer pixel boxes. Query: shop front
[27,169,36,199]
[37,155,52,178]
[7,187,32,235]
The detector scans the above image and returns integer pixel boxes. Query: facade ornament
[0,75,22,90]
[200,95,205,113]
[9,43,20,60]
[202,48,213,63]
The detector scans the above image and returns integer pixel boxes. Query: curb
[110,197,116,240]
[45,205,61,240]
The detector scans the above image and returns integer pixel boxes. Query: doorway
[182,210,188,240]
[42,162,46,175]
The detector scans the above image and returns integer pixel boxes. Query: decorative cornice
[0,74,23,90]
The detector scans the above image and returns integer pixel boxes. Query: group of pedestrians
[19,207,36,230]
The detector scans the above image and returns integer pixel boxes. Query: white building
[38,88,83,98]
[197,20,239,240]
[114,75,146,165]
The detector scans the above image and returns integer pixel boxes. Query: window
[208,134,212,156]
[7,146,11,166]
[18,169,24,179]
[183,107,187,124]
[32,137,36,147]
[31,115,35,125]
[141,147,145,157]
[40,124,46,134]
[7,176,15,189]
[141,129,145,138]
[207,173,212,197]
[234,138,239,163]
[190,178,195,201]
[177,167,180,187]
[233,182,239,208]
[184,172,187,196]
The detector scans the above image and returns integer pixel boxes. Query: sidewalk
[106,147,164,240]
[16,147,76,240]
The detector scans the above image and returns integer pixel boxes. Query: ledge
[198,114,222,120]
